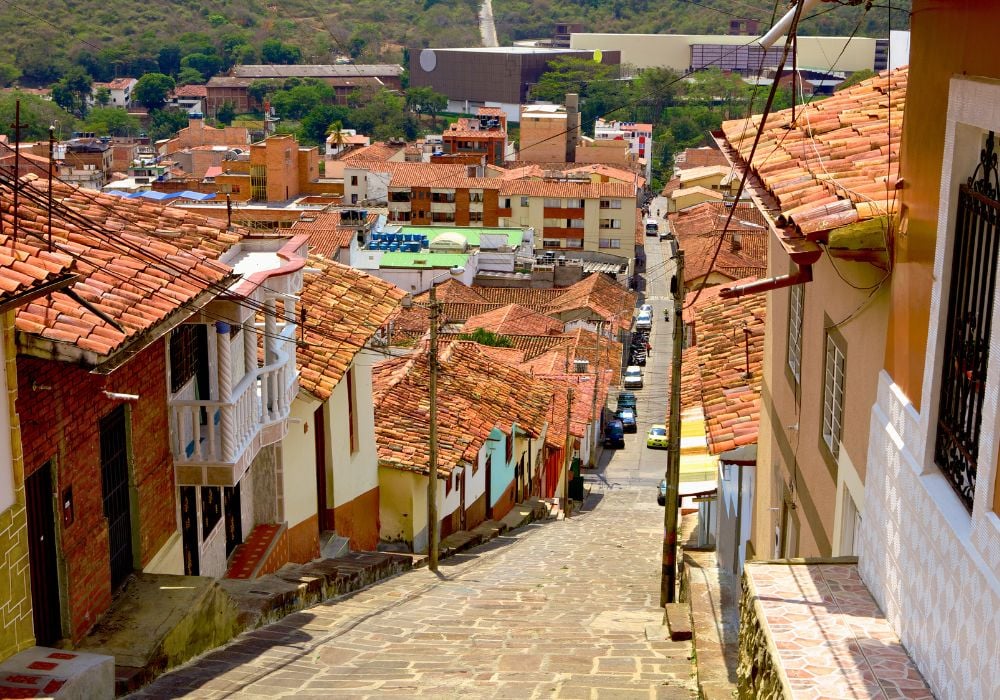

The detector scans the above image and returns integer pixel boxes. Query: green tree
[457,328,514,348]
[270,80,334,120]
[147,108,189,140]
[247,79,277,107]
[530,56,613,103]
[93,86,111,107]
[0,63,22,88]
[299,107,349,146]
[158,45,182,76]
[133,73,176,110]
[51,66,93,118]
[348,23,382,60]
[176,67,205,86]
[84,107,140,136]
[216,101,236,126]
[351,89,407,140]
[261,40,302,65]
[405,86,448,126]
[181,53,222,80]
[0,92,77,141]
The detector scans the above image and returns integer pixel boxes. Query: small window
[520,196,529,207]
[822,333,846,458]
[346,367,359,454]
[788,285,804,383]
[350,175,358,186]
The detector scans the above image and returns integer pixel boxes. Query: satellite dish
[593,50,603,63]
[419,49,437,72]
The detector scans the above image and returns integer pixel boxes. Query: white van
[644,218,659,236]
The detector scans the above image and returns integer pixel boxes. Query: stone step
[0,646,114,699]
[665,602,693,641]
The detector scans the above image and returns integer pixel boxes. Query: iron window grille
[822,333,845,458]
[934,131,1000,511]
[788,284,804,382]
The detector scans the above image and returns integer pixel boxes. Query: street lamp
[403,266,465,572]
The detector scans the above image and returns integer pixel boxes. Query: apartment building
[345,161,638,259]
[593,119,653,180]
[441,108,509,167]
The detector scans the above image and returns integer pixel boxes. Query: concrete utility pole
[427,284,441,572]
[661,250,684,606]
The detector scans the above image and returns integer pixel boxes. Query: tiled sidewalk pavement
[132,489,696,699]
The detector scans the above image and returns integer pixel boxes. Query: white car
[639,303,654,315]
[623,365,644,389]
[635,313,652,330]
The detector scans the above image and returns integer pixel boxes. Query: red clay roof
[676,147,729,170]
[296,255,404,401]
[541,372,610,449]
[681,278,765,454]
[372,341,554,476]
[172,84,208,98]
[463,303,564,337]
[291,211,379,258]
[4,177,238,358]
[720,67,906,238]
[0,235,75,304]
[341,142,405,162]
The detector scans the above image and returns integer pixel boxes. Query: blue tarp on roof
[132,190,174,201]
[175,190,215,201]
[103,190,133,198]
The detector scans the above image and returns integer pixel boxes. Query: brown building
[205,75,388,117]
[409,47,620,122]
[441,108,508,167]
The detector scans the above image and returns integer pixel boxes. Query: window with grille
[822,333,846,458]
[934,131,1000,511]
[788,284,804,383]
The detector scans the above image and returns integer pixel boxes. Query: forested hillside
[1,0,909,88]
[495,0,910,42]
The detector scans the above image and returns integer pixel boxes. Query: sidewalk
[80,499,552,696]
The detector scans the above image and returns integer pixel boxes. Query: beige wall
[379,466,417,546]
[519,114,568,162]
[755,239,889,559]
[284,394,321,532]
[570,33,877,73]
[326,353,380,509]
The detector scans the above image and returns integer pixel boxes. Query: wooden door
[100,406,133,590]
[25,463,61,645]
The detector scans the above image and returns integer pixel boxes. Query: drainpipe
[719,265,812,300]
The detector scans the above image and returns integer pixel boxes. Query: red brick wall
[16,341,175,642]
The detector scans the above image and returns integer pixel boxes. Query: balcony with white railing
[169,235,308,487]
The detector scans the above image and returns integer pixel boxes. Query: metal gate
[25,463,61,644]
[224,483,242,557]
[180,486,199,576]
[935,131,1000,511]
[100,405,133,590]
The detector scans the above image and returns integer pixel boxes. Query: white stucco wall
[466,445,488,507]
[0,331,13,513]
[283,393,321,530]
[860,77,1000,700]
[325,354,380,508]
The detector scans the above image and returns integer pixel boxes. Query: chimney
[565,93,580,163]
[730,231,742,252]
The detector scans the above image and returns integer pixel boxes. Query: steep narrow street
[479,0,499,48]
[132,238,694,699]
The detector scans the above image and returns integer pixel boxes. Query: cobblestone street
[133,486,696,699]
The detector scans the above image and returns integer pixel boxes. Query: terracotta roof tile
[341,142,405,162]
[372,341,554,476]
[297,255,404,401]
[675,279,765,454]
[462,303,564,337]
[291,211,379,258]
[720,67,906,237]
[676,147,729,170]
[3,177,236,357]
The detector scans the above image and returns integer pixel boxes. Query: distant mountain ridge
[0,0,907,86]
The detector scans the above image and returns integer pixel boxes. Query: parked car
[647,424,668,449]
[616,408,637,432]
[657,479,667,506]
[603,419,625,448]
[616,392,637,413]
[635,312,652,330]
[639,303,654,315]
[623,365,644,389]
[644,217,659,236]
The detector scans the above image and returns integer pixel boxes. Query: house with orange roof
[4,174,311,646]
[462,303,565,337]
[714,67,906,574]
[441,108,509,167]
[373,342,553,551]
[0,229,77,670]
[280,255,404,555]
[290,209,379,264]
[670,201,767,289]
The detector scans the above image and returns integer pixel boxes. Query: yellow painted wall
[378,466,417,547]
[283,393,321,530]
[0,310,34,661]
[887,0,1000,408]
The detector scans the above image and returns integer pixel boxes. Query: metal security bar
[935,131,1000,511]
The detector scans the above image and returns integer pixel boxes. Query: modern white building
[594,119,653,181]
